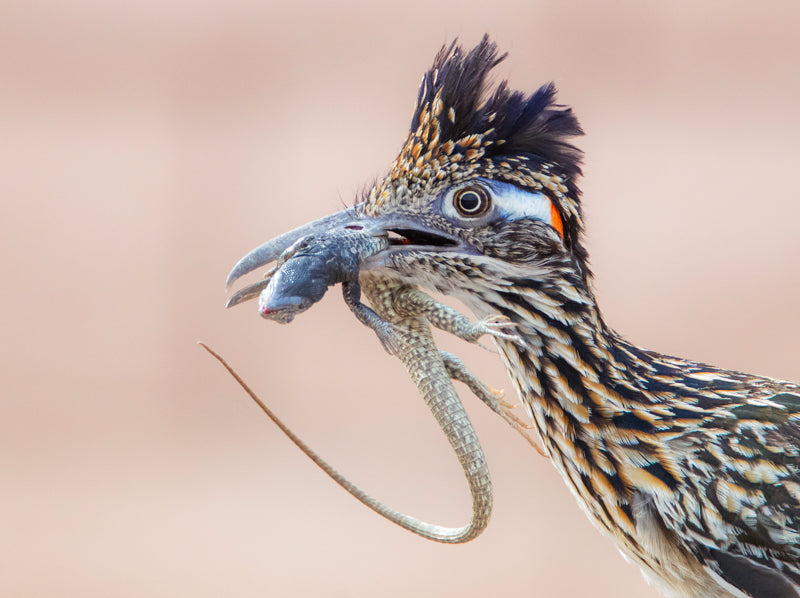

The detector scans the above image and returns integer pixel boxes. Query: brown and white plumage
[226,37,800,597]
[362,37,800,598]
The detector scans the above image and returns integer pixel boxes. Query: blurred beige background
[2,1,799,596]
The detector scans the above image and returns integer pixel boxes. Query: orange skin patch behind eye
[550,201,564,240]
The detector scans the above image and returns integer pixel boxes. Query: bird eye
[453,185,491,217]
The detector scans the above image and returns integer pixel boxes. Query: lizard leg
[342,280,400,356]
[441,350,546,457]
[390,287,521,346]
[276,234,314,264]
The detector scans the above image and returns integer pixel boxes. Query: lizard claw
[474,315,523,344]
[496,402,547,457]
[277,234,314,265]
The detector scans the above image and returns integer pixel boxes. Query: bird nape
[222,35,800,598]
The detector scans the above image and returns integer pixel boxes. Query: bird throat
[475,279,687,544]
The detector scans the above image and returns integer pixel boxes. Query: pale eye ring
[453,185,491,217]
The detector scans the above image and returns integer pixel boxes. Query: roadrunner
[222,37,800,597]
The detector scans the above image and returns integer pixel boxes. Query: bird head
[227,36,591,317]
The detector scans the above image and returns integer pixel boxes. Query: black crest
[412,35,584,184]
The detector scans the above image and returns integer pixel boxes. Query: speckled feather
[361,36,800,598]
[224,35,800,598]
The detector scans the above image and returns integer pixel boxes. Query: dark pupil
[459,191,482,212]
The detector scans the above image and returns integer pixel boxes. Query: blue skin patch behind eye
[477,178,552,224]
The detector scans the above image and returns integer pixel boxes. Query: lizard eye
[453,185,491,217]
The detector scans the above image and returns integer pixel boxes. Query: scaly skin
[356,275,543,454]
[351,274,494,542]
[219,224,534,542]
[223,37,800,596]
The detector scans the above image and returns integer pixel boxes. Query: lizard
[211,219,543,543]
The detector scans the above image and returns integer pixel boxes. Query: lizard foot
[441,351,546,457]
[495,400,547,458]
[277,234,314,265]
[481,315,522,340]
[473,315,523,351]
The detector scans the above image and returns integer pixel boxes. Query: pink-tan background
[2,1,799,596]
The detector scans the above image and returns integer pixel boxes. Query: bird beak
[225,204,463,308]
[225,206,360,291]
